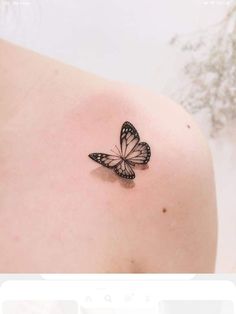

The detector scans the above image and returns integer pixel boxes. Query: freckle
[130,259,135,264]
[187,124,191,129]
[54,69,59,75]
[162,208,167,213]
[13,235,20,242]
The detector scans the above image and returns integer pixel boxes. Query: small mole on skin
[187,124,191,129]
[54,69,59,75]
[162,208,167,213]
[13,235,21,242]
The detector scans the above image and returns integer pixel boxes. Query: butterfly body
[89,121,151,180]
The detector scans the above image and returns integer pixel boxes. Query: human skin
[0,39,217,272]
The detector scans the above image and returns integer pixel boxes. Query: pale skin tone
[0,39,217,272]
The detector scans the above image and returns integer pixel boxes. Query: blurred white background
[0,0,235,272]
[159,301,234,314]
[2,300,77,314]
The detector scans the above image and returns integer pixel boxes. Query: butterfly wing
[120,121,140,158]
[89,153,135,179]
[126,142,151,165]
[113,160,135,179]
[88,153,122,168]
[120,121,151,165]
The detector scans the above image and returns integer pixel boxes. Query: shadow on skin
[135,164,149,170]
[90,166,136,189]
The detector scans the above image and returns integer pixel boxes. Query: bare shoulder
[0,41,217,272]
[86,82,218,273]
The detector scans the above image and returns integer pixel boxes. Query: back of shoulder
[96,82,218,272]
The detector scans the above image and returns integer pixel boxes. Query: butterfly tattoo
[89,121,151,180]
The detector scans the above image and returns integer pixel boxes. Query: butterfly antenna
[110,149,119,156]
[115,145,122,156]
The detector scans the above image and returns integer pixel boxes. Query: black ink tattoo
[89,121,151,180]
